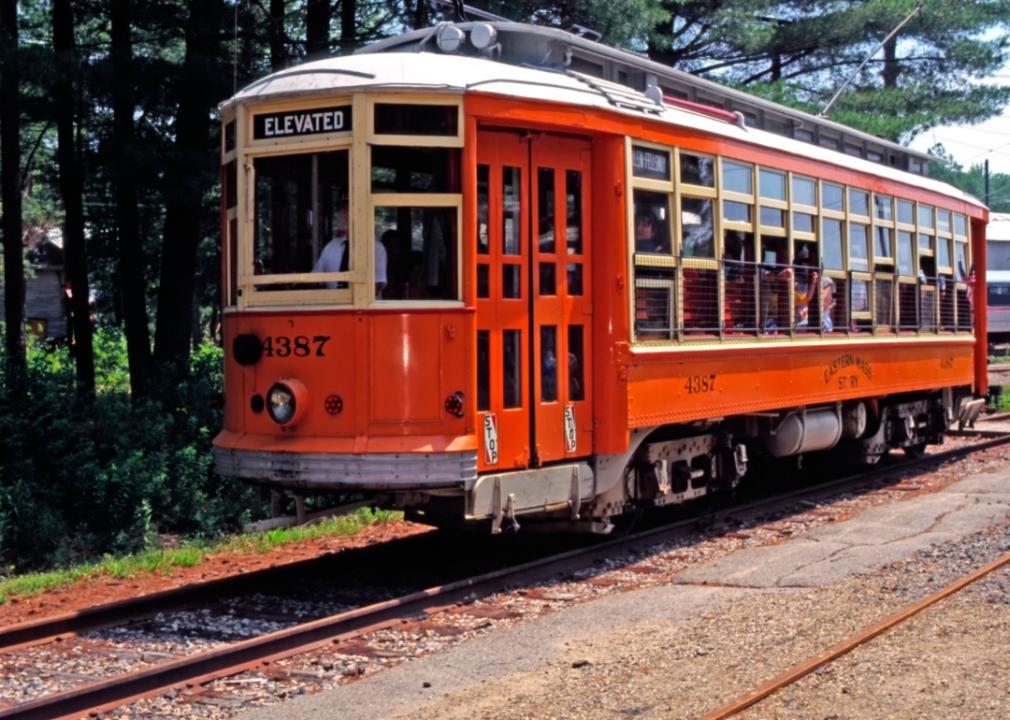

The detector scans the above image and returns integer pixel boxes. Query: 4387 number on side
[261,335,331,358]
[684,374,716,394]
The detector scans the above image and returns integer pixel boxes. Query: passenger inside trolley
[312,206,389,295]
[723,229,754,332]
[379,229,407,299]
[793,243,819,331]
[821,276,836,332]
[759,237,791,334]
[633,197,669,254]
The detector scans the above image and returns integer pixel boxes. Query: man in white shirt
[313,207,387,296]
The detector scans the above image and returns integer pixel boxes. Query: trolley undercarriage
[223,388,982,534]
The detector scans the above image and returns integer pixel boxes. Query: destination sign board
[632,146,670,181]
[253,106,352,140]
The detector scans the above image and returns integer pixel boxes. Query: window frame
[622,135,976,344]
[234,93,464,310]
[244,142,355,308]
[221,106,240,309]
[872,193,895,265]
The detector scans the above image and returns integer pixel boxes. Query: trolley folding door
[475,129,593,471]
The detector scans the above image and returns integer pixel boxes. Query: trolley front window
[374,207,457,300]
[253,149,350,288]
[374,103,458,136]
[371,147,460,193]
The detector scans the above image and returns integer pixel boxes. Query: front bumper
[214,446,478,491]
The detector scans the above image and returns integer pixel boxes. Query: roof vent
[470,22,497,50]
[644,74,663,107]
[568,70,664,115]
[569,24,602,41]
[436,23,465,53]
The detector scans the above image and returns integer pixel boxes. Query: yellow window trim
[632,177,674,193]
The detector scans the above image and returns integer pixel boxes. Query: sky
[908,66,1010,176]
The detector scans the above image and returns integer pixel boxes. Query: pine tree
[651,0,1010,141]
[475,0,1010,142]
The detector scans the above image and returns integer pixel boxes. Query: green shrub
[0,327,259,571]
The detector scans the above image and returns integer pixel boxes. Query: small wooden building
[0,227,68,341]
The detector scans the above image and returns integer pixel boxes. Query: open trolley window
[626,138,974,344]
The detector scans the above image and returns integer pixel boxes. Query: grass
[994,388,1010,412]
[0,507,402,606]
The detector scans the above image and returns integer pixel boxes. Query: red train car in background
[214,22,988,533]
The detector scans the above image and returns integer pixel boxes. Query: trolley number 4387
[684,374,717,394]
[261,335,330,358]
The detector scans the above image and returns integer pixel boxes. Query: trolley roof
[225,24,985,213]
[360,22,935,171]
[990,214,1010,241]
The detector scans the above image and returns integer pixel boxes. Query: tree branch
[20,121,51,194]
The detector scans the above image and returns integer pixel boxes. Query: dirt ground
[0,521,428,628]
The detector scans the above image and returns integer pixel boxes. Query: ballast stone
[237,467,1010,720]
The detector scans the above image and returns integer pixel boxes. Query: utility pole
[985,159,991,207]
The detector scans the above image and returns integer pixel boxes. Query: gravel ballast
[242,467,1010,720]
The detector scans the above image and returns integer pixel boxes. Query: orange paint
[216,309,471,451]
[626,340,974,427]
[216,89,985,489]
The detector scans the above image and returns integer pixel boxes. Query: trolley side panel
[627,340,975,427]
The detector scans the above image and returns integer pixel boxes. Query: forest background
[0,0,1008,570]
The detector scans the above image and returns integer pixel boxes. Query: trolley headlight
[266,378,310,428]
[267,383,297,424]
[265,377,310,428]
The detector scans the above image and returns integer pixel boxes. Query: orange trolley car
[214,22,988,532]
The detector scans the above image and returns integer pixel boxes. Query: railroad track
[701,547,1010,719]
[3,434,1009,719]
[0,535,421,654]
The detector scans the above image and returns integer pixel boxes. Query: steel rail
[978,410,1010,422]
[702,548,1010,719]
[0,531,430,653]
[4,434,1009,720]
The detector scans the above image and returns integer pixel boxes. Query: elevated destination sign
[253,106,352,140]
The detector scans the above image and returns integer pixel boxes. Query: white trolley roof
[990,213,1010,241]
[225,25,985,213]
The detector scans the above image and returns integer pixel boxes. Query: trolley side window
[625,137,975,344]
[988,241,1010,272]
[630,172,676,340]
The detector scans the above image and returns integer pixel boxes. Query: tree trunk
[340,0,356,51]
[306,0,330,60]
[270,0,288,71]
[153,0,222,370]
[882,35,899,88]
[238,1,258,90]
[0,0,25,395]
[410,0,430,29]
[53,0,96,399]
[111,0,152,398]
